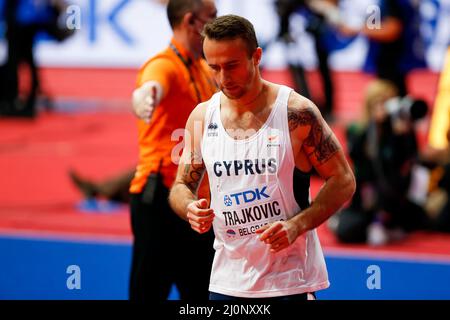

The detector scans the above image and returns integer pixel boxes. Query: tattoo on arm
[182,151,205,193]
[288,107,339,164]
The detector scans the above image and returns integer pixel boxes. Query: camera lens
[409,99,428,121]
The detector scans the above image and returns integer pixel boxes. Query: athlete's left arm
[257,94,355,252]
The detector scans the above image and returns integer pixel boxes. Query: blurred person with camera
[0,0,74,118]
[331,79,429,245]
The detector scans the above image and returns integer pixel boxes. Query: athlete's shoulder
[190,99,211,121]
[287,90,317,112]
[186,94,218,127]
[286,91,324,132]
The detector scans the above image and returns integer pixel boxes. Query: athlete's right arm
[169,103,215,234]
[131,58,175,123]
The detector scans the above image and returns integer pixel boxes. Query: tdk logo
[224,186,270,206]
[224,195,232,207]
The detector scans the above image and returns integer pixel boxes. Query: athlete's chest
[220,108,273,140]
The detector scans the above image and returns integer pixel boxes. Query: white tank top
[201,85,330,298]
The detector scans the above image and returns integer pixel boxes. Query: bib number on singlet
[216,183,288,240]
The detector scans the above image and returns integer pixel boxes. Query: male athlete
[169,14,355,300]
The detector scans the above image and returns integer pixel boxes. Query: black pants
[2,0,73,116]
[129,173,215,301]
[5,25,39,115]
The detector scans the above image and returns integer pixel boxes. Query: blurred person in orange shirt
[128,0,217,301]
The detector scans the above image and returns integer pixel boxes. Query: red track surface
[1,67,449,260]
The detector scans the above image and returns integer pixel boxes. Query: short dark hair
[167,0,203,29]
[202,14,258,56]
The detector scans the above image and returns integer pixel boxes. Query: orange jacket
[130,38,217,194]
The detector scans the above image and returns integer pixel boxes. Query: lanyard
[170,43,202,104]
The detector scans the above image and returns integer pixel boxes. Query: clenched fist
[256,220,300,253]
[186,199,215,234]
